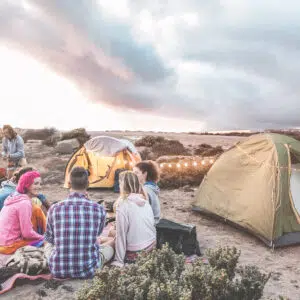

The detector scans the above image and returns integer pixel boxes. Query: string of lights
[158,157,216,169]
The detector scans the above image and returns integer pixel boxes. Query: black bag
[156,218,201,256]
[113,168,127,193]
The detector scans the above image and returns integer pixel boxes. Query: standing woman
[133,161,161,224]
[0,171,45,254]
[1,125,26,179]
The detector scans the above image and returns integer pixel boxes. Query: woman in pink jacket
[0,171,45,254]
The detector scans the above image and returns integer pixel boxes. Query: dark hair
[70,167,89,190]
[3,125,17,139]
[135,160,160,182]
[14,167,34,183]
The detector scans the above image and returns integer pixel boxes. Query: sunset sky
[0,0,300,131]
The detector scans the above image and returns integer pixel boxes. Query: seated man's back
[45,191,106,278]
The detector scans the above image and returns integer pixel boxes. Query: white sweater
[111,193,156,267]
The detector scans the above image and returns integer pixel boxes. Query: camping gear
[193,133,300,248]
[5,246,48,275]
[0,248,51,295]
[64,136,141,189]
[156,218,201,256]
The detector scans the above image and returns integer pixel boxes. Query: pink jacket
[0,192,43,246]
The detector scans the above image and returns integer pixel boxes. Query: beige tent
[193,133,300,247]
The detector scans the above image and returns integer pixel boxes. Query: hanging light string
[158,156,217,169]
[235,144,300,172]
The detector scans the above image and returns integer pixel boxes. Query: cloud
[1,0,300,130]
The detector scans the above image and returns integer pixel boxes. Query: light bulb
[201,160,205,165]
[193,162,197,166]
[209,159,214,164]
[184,163,188,167]
[168,164,172,168]
[176,163,181,168]
[160,163,164,168]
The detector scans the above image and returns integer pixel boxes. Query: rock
[55,139,79,154]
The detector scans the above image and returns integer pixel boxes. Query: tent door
[290,163,300,218]
[287,145,300,223]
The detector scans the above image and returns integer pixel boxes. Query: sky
[0,0,300,132]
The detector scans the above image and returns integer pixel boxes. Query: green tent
[193,133,300,247]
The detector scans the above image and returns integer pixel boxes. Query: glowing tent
[64,136,141,188]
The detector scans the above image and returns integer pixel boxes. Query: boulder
[55,139,80,154]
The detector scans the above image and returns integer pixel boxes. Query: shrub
[152,140,189,158]
[135,136,189,159]
[135,136,165,147]
[206,246,240,280]
[77,245,270,300]
[194,145,224,156]
[61,128,90,145]
[42,134,60,147]
[232,265,271,300]
[22,127,58,142]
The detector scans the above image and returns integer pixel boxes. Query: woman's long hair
[119,171,146,201]
[3,125,17,139]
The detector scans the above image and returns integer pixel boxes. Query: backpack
[156,218,201,256]
[113,168,128,193]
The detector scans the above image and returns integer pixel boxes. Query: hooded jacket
[0,180,16,210]
[112,193,156,267]
[1,135,25,161]
[0,192,43,246]
[144,182,161,224]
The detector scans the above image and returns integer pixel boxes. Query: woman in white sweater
[111,171,156,267]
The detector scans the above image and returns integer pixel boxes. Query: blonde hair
[119,171,142,198]
[113,171,147,211]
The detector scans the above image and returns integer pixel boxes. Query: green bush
[77,245,270,300]
[206,246,240,280]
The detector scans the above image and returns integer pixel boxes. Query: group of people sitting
[0,159,161,279]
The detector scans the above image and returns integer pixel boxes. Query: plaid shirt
[44,192,106,279]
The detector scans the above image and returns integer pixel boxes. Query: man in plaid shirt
[44,167,114,279]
